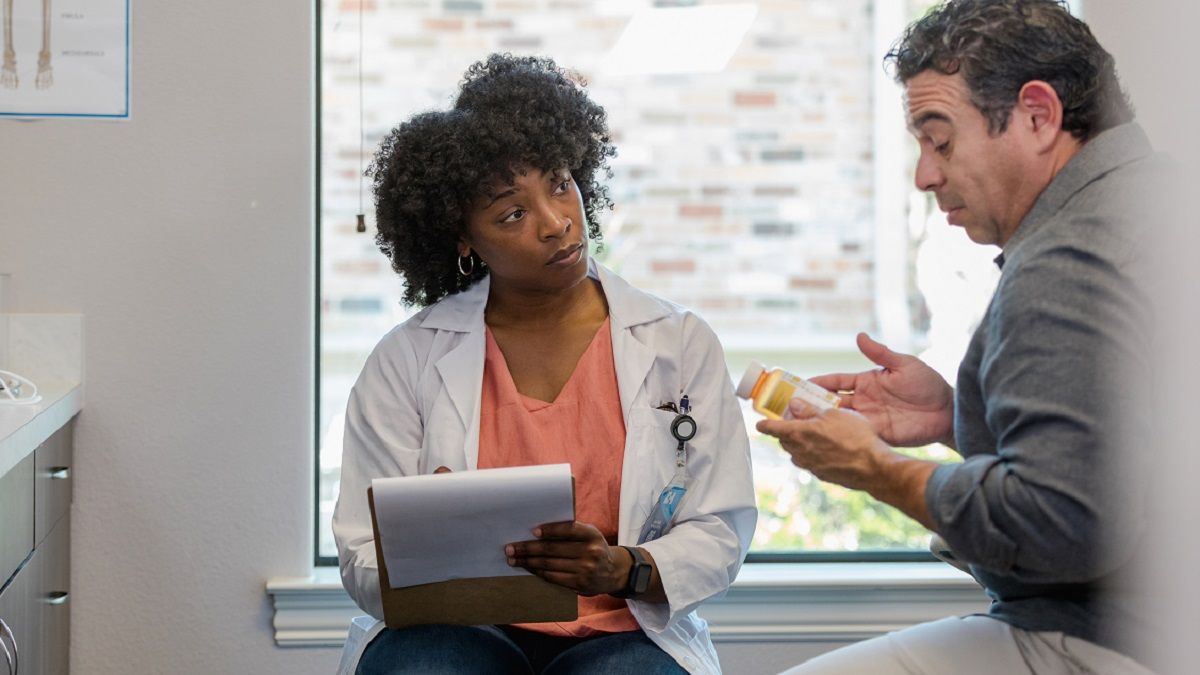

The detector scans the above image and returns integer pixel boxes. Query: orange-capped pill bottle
[736,360,841,420]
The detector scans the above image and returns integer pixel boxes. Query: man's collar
[999,123,1155,264]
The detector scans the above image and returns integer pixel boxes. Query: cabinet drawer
[0,453,34,584]
[0,546,39,675]
[39,518,70,675]
[35,418,75,546]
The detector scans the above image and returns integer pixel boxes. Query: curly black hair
[885,0,1133,141]
[368,53,617,307]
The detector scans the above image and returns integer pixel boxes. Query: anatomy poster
[0,0,129,118]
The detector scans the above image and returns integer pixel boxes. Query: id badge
[637,472,689,544]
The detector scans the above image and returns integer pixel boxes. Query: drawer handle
[0,618,17,675]
[46,591,70,606]
[49,467,70,480]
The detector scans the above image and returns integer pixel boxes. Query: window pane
[317,0,993,562]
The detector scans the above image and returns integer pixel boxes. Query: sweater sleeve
[927,230,1150,584]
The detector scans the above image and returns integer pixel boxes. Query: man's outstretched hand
[809,333,956,449]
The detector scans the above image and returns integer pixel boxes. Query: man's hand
[757,402,939,531]
[505,521,628,597]
[811,332,956,449]
[758,404,893,492]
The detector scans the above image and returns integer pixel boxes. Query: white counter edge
[0,380,84,478]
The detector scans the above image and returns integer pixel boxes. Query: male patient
[759,1,1169,673]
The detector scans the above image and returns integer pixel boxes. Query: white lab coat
[333,258,757,675]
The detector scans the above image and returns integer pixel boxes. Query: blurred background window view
[316,0,1001,564]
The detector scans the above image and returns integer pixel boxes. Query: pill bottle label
[764,380,796,417]
[775,372,841,413]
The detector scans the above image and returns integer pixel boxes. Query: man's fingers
[809,372,857,393]
[857,332,907,371]
[787,399,822,420]
[756,418,787,438]
[433,466,452,474]
[758,412,822,438]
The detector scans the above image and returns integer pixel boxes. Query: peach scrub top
[477,318,641,637]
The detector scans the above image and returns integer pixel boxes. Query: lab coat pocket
[626,407,689,517]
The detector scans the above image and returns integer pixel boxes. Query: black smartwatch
[612,545,652,599]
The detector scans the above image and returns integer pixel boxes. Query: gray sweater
[926,123,1170,662]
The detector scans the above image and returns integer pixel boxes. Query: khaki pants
[780,616,1154,675]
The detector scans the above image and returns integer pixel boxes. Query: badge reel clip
[0,370,42,405]
[638,397,696,544]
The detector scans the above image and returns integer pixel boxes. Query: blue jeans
[356,624,687,675]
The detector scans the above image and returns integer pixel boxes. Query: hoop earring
[457,253,475,277]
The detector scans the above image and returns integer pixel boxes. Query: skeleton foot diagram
[2,0,17,88]
[2,0,53,91]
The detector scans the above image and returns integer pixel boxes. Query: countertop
[0,380,83,478]
[0,313,84,477]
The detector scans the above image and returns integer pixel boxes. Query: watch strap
[612,545,651,599]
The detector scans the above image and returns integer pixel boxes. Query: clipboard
[367,483,579,629]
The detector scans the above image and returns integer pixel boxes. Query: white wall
[0,1,331,672]
[1086,0,1199,156]
[1086,3,1200,675]
[0,1,1194,674]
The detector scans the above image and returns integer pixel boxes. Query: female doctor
[333,53,757,675]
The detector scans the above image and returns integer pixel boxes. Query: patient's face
[904,71,1035,248]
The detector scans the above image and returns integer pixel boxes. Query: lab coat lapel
[613,328,656,423]
[433,332,485,468]
[424,278,490,469]
[594,261,668,422]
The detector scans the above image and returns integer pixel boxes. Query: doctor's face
[460,166,590,296]
[905,71,1034,248]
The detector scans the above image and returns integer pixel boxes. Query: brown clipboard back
[367,484,578,629]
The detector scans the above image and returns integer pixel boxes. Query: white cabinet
[0,418,74,675]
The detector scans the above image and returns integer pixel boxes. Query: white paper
[372,463,575,589]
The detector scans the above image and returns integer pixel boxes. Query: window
[316,0,998,565]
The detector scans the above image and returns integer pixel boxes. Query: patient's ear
[1015,80,1064,151]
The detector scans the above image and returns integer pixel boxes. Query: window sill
[267,563,989,647]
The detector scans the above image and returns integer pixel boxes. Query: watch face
[614,546,652,598]
[631,561,652,593]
